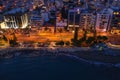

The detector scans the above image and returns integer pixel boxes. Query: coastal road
[4,30,120,44]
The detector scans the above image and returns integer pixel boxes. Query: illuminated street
[0,0,120,80]
[4,28,120,44]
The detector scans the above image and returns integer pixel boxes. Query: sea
[0,55,120,80]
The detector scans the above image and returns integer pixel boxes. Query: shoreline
[0,47,120,68]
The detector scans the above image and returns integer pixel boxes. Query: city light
[0,0,120,80]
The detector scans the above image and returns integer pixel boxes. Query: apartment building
[79,11,96,30]
[95,8,113,32]
[111,9,120,34]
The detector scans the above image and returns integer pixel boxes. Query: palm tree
[2,35,8,42]
[86,36,95,46]
[82,29,87,41]
[58,28,63,40]
[13,33,17,41]
[73,27,79,40]
[102,36,108,42]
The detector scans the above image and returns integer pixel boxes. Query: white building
[95,8,113,32]
[3,8,28,29]
[79,11,96,30]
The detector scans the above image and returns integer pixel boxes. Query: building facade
[110,10,120,34]
[95,8,113,32]
[68,9,80,28]
[79,12,96,30]
[68,9,96,31]
[2,8,28,29]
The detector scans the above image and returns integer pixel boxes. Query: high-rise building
[111,9,120,34]
[2,8,28,29]
[79,11,96,30]
[68,8,96,31]
[68,9,81,28]
[95,8,113,32]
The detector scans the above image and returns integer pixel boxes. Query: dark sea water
[0,55,120,80]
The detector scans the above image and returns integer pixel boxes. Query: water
[0,55,120,80]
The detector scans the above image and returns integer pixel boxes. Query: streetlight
[72,30,75,33]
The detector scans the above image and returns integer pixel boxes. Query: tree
[55,41,64,46]
[102,36,108,41]
[9,39,15,47]
[2,35,8,42]
[97,35,103,41]
[9,39,18,47]
[9,33,18,47]
[93,29,97,39]
[86,37,95,46]
[13,33,17,41]
[71,38,79,46]
[83,30,87,41]
[97,35,108,42]
[58,28,63,40]
[65,41,70,46]
[74,27,79,40]
[71,29,88,47]
[78,37,85,45]
[58,28,63,33]
[59,41,64,46]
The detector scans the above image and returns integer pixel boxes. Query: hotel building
[1,8,28,29]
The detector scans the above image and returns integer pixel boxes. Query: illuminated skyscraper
[2,8,28,29]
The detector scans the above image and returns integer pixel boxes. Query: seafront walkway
[107,42,120,49]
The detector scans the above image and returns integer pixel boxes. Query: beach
[0,47,120,68]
